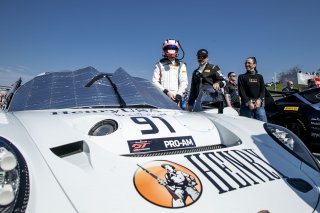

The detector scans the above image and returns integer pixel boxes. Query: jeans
[240,103,268,122]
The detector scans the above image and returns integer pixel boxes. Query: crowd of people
[152,38,269,122]
[2,38,317,124]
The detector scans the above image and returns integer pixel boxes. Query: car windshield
[8,67,179,112]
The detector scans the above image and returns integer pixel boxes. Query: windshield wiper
[85,73,126,108]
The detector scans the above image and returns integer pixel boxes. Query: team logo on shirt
[249,78,258,83]
[134,161,202,208]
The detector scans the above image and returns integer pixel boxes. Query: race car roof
[9,67,179,111]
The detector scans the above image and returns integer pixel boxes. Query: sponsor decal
[51,108,167,116]
[128,136,195,153]
[134,149,291,208]
[311,126,320,131]
[129,140,151,152]
[310,117,320,126]
[284,106,299,111]
[185,149,284,194]
[134,161,202,208]
[311,132,320,138]
[204,69,211,73]
[249,78,258,83]
[311,122,320,126]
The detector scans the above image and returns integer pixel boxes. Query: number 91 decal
[130,117,175,135]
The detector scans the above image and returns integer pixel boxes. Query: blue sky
[0,0,319,86]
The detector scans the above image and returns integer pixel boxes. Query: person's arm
[238,75,255,110]
[238,75,250,104]
[255,75,266,108]
[152,63,176,100]
[152,63,165,92]
[212,65,226,90]
[259,75,266,101]
[224,86,232,107]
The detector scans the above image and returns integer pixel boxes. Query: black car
[266,88,320,151]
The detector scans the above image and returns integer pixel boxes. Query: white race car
[0,67,320,213]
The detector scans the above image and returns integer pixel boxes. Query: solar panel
[9,67,179,111]
[112,68,179,109]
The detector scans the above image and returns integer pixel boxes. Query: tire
[281,116,310,148]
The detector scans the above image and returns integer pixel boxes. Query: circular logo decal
[133,160,202,208]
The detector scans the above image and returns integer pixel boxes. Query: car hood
[9,108,320,212]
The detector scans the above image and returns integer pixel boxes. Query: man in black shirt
[187,49,226,112]
[224,72,240,112]
[238,57,267,122]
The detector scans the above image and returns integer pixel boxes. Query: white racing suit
[152,58,188,97]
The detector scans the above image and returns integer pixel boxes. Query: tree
[278,66,302,84]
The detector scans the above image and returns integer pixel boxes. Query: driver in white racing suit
[152,39,188,106]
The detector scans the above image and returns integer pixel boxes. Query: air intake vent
[50,141,84,158]
[50,141,92,169]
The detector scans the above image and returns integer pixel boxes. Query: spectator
[187,49,226,112]
[282,80,294,92]
[238,57,268,122]
[224,72,240,112]
[152,39,188,107]
[307,79,317,89]
[315,75,320,87]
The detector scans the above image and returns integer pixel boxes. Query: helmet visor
[163,45,179,51]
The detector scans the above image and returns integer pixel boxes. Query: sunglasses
[230,75,237,77]
[197,56,207,59]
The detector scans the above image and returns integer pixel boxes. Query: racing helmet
[162,39,180,58]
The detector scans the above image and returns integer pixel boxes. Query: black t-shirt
[238,71,265,104]
[225,81,240,107]
[188,63,225,105]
